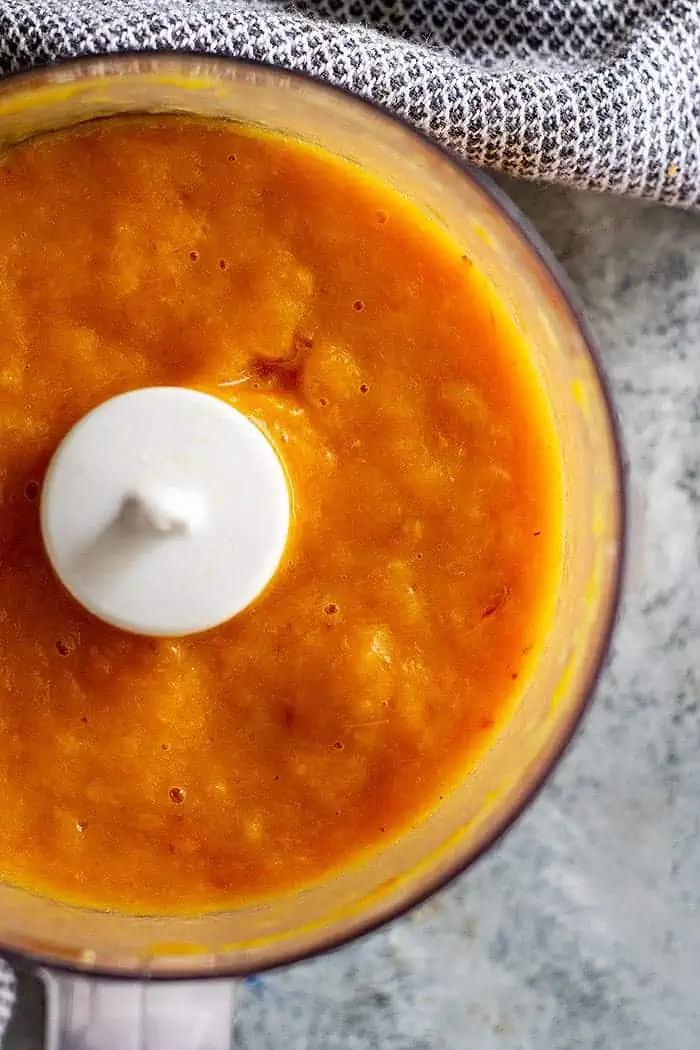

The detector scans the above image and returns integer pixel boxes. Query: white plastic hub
[40,387,290,637]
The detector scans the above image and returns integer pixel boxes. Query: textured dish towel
[0,0,698,1038]
[0,0,699,207]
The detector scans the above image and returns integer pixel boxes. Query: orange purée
[0,117,561,912]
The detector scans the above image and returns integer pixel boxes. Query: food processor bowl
[0,52,624,1049]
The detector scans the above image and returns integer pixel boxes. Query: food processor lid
[40,386,290,637]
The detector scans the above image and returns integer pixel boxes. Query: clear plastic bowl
[0,51,624,1050]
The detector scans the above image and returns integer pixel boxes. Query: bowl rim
[0,49,627,982]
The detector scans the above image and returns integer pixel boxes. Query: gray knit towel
[0,0,699,208]
[0,0,697,1040]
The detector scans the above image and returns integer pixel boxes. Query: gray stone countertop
[7,181,700,1049]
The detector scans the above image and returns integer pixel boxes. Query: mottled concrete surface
[6,183,700,1049]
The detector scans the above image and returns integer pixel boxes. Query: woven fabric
[0,0,699,206]
[0,963,13,1042]
[0,0,697,1037]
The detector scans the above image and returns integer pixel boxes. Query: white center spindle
[40,387,290,637]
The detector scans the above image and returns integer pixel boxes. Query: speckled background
[6,181,700,1049]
